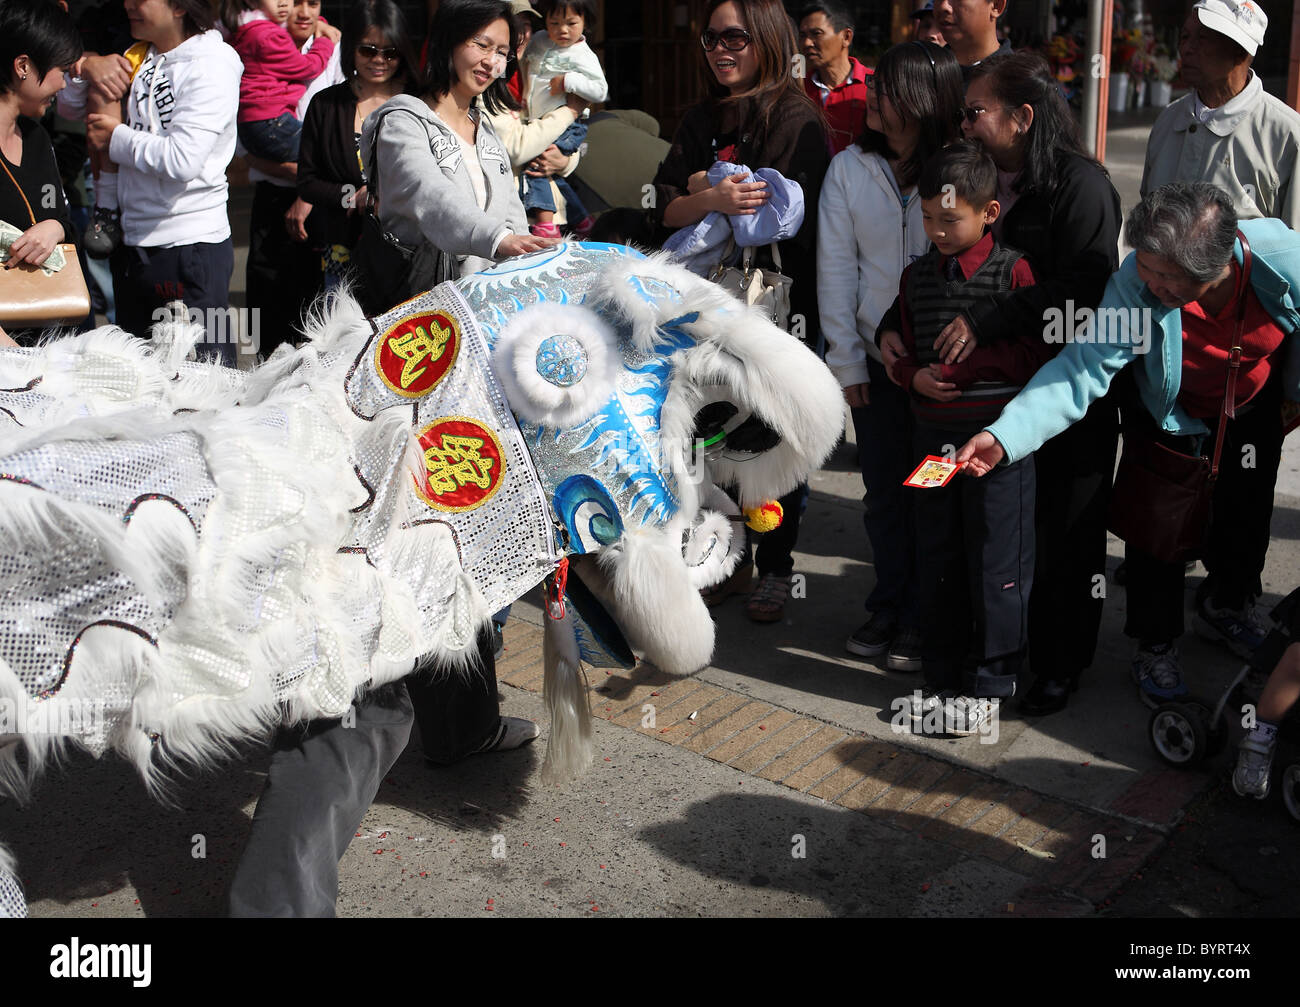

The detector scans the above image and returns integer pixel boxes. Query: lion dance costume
[0,243,843,915]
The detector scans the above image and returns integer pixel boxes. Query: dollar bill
[0,219,67,275]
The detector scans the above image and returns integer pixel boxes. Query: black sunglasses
[701,28,752,52]
[357,43,401,61]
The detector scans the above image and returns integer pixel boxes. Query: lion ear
[490,302,620,428]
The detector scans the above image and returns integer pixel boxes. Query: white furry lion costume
[0,242,843,914]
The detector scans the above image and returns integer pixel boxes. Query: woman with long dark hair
[820,39,962,670]
[298,0,416,293]
[358,0,551,761]
[650,0,829,624]
[893,50,1121,714]
[357,0,551,311]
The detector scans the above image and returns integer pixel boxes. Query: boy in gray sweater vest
[879,142,1048,736]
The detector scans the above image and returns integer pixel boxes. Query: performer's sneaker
[944,695,996,737]
[1194,598,1270,660]
[474,716,539,753]
[905,686,950,721]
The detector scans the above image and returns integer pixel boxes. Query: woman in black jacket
[0,0,81,339]
[918,50,1123,715]
[297,0,415,293]
[650,0,829,624]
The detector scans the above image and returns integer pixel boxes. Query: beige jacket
[1141,72,1300,229]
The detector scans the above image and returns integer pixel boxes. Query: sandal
[745,574,791,623]
[701,562,752,607]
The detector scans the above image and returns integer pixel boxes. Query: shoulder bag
[708,238,793,331]
[351,108,457,315]
[1106,230,1253,564]
[0,157,89,330]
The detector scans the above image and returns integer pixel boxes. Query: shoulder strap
[364,106,428,202]
[1209,229,1253,478]
[0,156,37,227]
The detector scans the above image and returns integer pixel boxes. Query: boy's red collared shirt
[803,56,870,157]
[938,230,996,281]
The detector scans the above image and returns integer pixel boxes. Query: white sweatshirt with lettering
[107,30,244,247]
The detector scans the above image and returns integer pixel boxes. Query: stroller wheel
[1283,764,1300,823]
[1150,702,1207,767]
[1184,699,1229,757]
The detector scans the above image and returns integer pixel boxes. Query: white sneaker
[1231,735,1275,799]
[944,695,995,737]
[474,716,540,753]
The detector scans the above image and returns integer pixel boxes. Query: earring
[20,74,27,81]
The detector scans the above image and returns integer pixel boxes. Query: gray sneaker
[887,627,923,672]
[944,695,996,737]
[1232,734,1275,799]
[1131,643,1187,707]
[905,686,951,721]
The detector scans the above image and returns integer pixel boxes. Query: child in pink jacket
[223,0,338,162]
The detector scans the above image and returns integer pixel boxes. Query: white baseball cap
[1194,0,1268,56]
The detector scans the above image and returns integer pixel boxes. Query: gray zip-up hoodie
[361,95,527,267]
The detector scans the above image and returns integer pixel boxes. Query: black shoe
[845,610,896,657]
[1018,676,1077,717]
[886,627,923,672]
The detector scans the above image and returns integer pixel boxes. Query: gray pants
[228,683,413,918]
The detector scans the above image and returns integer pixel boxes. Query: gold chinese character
[388,321,452,389]
[425,434,494,495]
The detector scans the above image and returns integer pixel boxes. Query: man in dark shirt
[935,0,1012,82]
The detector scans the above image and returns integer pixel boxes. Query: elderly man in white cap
[1142,0,1300,228]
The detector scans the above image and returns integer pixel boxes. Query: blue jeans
[239,112,301,163]
[520,121,589,221]
[850,357,919,627]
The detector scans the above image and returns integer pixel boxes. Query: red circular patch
[375,310,460,398]
[413,417,506,512]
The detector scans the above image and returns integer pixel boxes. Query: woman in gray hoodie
[359,0,553,302]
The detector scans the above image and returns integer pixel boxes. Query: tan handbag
[709,239,793,331]
[0,157,90,330]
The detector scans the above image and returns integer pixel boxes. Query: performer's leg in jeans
[228,682,413,918]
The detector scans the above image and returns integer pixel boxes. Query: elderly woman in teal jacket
[958,182,1300,706]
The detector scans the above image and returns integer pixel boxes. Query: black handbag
[352,108,457,315]
[1106,231,1253,564]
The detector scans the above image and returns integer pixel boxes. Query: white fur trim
[683,485,744,590]
[491,302,620,428]
[589,531,714,674]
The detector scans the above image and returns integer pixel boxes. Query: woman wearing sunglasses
[649,0,829,624]
[911,50,1121,716]
[818,40,961,671]
[297,0,416,294]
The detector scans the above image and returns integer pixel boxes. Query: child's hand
[549,75,567,96]
[911,365,960,402]
[316,21,341,42]
[85,112,121,153]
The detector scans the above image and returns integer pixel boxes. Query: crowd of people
[2,0,1300,914]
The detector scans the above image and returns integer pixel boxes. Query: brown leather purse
[1106,231,1252,564]
[0,155,90,330]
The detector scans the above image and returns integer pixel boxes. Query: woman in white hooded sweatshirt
[86,0,243,365]
[817,41,961,670]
